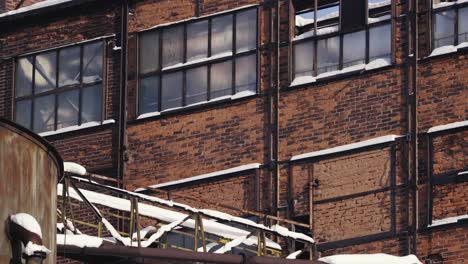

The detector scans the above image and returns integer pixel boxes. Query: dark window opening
[138,7,258,116]
[432,2,468,50]
[292,0,391,82]
[14,41,104,133]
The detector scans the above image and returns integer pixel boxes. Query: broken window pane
[343,30,366,68]
[15,57,33,97]
[162,25,184,68]
[139,31,160,75]
[187,20,208,62]
[211,14,233,56]
[293,40,314,78]
[83,42,103,83]
[139,76,160,114]
[317,36,340,74]
[57,90,79,129]
[433,10,455,48]
[82,84,102,123]
[458,7,468,43]
[161,71,183,110]
[35,51,57,93]
[15,100,31,129]
[369,23,391,61]
[236,9,257,53]
[235,54,256,93]
[186,66,208,105]
[33,94,55,133]
[210,60,232,98]
[59,46,81,87]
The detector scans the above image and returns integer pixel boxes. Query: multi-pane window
[432,1,468,49]
[138,7,258,115]
[14,41,104,133]
[292,0,391,81]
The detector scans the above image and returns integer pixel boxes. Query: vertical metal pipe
[411,0,419,255]
[275,0,281,218]
[117,0,129,188]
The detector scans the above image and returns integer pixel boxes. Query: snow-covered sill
[39,119,115,137]
[428,42,468,57]
[291,135,403,161]
[289,58,392,88]
[136,90,256,120]
[428,214,468,228]
[427,120,468,134]
[135,163,262,191]
[433,0,468,10]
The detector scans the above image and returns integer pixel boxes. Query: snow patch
[428,214,468,227]
[369,0,391,9]
[368,14,391,24]
[427,120,468,133]
[136,163,261,190]
[0,0,72,18]
[293,25,339,41]
[57,183,282,250]
[291,135,402,161]
[23,242,51,256]
[10,213,43,238]
[319,254,422,264]
[286,249,303,259]
[458,171,468,176]
[365,58,391,70]
[290,59,389,87]
[64,162,86,176]
[429,42,468,57]
[137,111,161,120]
[295,11,339,27]
[162,51,232,71]
[39,119,115,137]
[57,234,104,248]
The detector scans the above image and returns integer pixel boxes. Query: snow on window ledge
[39,119,115,137]
[427,120,468,133]
[368,14,391,24]
[289,58,391,88]
[433,0,468,10]
[319,253,422,264]
[291,135,403,161]
[428,214,468,228]
[137,90,256,120]
[429,42,468,57]
[135,163,261,191]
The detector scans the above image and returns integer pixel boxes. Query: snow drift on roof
[319,253,422,264]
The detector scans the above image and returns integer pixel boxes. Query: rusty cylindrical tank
[0,118,63,264]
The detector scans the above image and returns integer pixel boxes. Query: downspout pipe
[275,0,281,219]
[411,0,419,255]
[117,0,129,188]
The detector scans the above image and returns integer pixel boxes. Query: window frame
[136,6,259,116]
[431,0,468,51]
[13,40,106,133]
[292,18,393,80]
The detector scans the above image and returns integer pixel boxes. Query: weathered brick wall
[279,67,405,160]
[418,53,468,132]
[125,98,266,191]
[164,171,258,216]
[432,182,468,221]
[432,130,468,174]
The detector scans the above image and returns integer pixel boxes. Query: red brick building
[0,0,466,262]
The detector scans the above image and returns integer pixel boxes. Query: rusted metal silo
[0,118,62,264]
